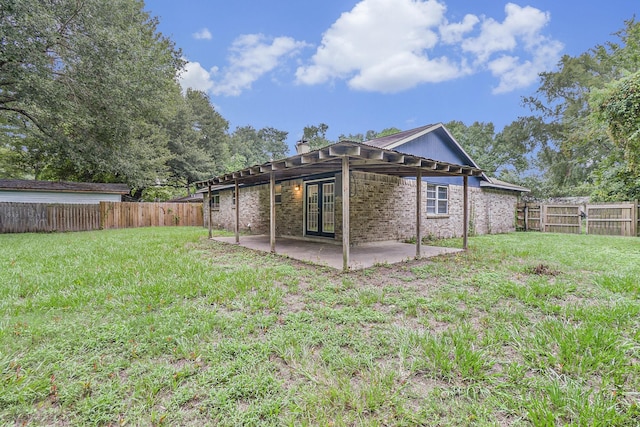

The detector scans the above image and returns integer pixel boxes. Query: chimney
[295,139,310,154]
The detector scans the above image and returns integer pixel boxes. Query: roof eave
[480,181,530,193]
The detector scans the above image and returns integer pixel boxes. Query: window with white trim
[426,184,448,215]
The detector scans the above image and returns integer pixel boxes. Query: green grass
[1,228,639,426]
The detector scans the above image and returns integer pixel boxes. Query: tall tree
[164,89,230,193]
[590,70,640,172]
[258,127,289,161]
[0,0,184,187]
[519,18,640,199]
[227,125,289,168]
[445,120,535,177]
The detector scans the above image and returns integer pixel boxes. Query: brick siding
[203,171,518,244]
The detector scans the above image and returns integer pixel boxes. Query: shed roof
[0,179,130,194]
[196,140,483,189]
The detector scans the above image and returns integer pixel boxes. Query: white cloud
[296,0,563,94]
[193,28,212,40]
[440,14,479,44]
[179,61,215,92]
[462,3,551,62]
[489,38,564,93]
[296,0,461,92]
[212,34,309,96]
[462,3,563,92]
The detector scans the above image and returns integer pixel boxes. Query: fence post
[631,200,640,237]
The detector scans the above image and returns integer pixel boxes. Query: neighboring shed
[0,180,130,204]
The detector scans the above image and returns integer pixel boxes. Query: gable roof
[365,123,482,169]
[365,123,528,193]
[0,179,130,194]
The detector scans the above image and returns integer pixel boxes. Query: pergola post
[463,175,468,250]
[234,179,240,244]
[207,184,212,239]
[269,172,276,253]
[342,156,350,272]
[416,169,422,259]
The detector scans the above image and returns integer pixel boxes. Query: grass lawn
[1,227,639,426]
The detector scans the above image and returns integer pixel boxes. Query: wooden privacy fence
[0,202,100,233]
[0,202,203,233]
[586,203,638,237]
[99,202,202,229]
[517,202,639,237]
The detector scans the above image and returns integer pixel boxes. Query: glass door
[305,180,335,237]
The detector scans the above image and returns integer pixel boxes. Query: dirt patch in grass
[525,263,561,276]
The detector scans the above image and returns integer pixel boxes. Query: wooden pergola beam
[270,172,276,253]
[234,179,239,244]
[342,156,350,272]
[416,169,422,259]
[463,175,468,250]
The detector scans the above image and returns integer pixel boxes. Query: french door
[305,180,335,238]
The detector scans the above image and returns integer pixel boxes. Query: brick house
[197,124,527,267]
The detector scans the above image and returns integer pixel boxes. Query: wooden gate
[586,203,638,237]
[542,205,582,234]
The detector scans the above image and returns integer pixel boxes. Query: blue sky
[145,0,638,149]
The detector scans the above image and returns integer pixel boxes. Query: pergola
[196,141,483,271]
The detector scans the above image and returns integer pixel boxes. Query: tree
[590,70,640,171]
[1,0,184,187]
[338,127,401,142]
[445,120,535,177]
[518,19,640,200]
[376,127,401,138]
[258,127,289,161]
[165,89,229,193]
[303,123,331,150]
[227,125,289,168]
[337,132,365,142]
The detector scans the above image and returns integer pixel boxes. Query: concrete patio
[211,235,463,270]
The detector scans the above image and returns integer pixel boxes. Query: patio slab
[211,235,462,270]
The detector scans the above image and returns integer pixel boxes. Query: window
[210,193,220,210]
[275,184,282,204]
[427,184,448,215]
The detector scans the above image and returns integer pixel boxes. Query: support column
[207,184,212,239]
[269,172,276,253]
[463,175,468,250]
[234,179,239,244]
[416,169,422,259]
[342,156,350,272]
